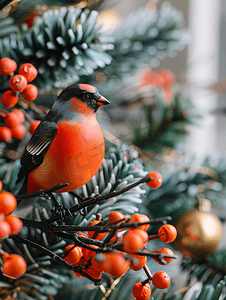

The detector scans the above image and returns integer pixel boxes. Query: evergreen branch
[83,2,189,89]
[0,144,151,299]
[0,6,113,92]
[108,2,189,74]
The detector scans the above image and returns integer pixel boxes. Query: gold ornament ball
[174,209,222,259]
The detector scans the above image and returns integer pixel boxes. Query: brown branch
[11,234,101,285]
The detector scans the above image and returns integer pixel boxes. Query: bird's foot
[51,203,73,224]
[46,192,73,224]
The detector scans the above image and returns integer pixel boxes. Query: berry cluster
[0,181,23,239]
[0,180,26,279]
[0,58,40,143]
[61,207,177,299]
[132,270,170,300]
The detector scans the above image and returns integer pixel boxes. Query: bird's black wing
[16,121,58,183]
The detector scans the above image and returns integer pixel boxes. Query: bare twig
[11,234,101,285]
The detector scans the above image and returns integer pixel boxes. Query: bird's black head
[57,84,110,112]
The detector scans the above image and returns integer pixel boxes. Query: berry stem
[148,234,161,240]
[136,250,177,264]
[10,234,101,285]
[143,264,153,282]
[103,227,118,246]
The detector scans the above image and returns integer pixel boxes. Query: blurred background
[106,0,225,158]
[1,0,226,299]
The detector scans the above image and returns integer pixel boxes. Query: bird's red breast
[26,113,105,193]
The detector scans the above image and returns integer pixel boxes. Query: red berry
[83,266,102,280]
[0,191,17,215]
[9,75,27,92]
[11,124,26,140]
[2,251,10,262]
[29,120,41,134]
[123,229,148,253]
[4,112,21,129]
[156,69,175,90]
[82,244,99,261]
[158,224,177,243]
[12,109,25,123]
[132,282,152,300]
[108,211,126,224]
[22,84,38,101]
[105,252,130,277]
[92,252,129,277]
[0,58,17,76]
[88,220,106,240]
[0,180,2,192]
[19,63,37,82]
[152,271,170,289]
[2,254,27,279]
[0,219,11,239]
[146,171,162,188]
[1,90,18,108]
[89,269,102,280]
[129,253,147,271]
[4,215,23,235]
[63,245,83,265]
[0,126,12,142]
[129,213,150,231]
[77,232,88,238]
[91,253,105,273]
[72,257,87,275]
[151,248,174,265]
[72,257,87,278]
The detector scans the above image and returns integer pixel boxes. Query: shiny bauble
[174,209,222,259]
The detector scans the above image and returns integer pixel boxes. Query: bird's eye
[83,94,91,101]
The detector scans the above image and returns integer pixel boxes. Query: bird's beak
[96,96,110,106]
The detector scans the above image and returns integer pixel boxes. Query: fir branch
[0,144,151,299]
[84,2,189,88]
[0,6,113,92]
